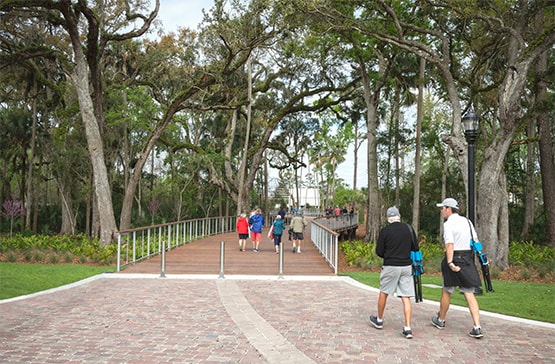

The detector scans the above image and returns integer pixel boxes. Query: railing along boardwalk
[119,224,329,276]
[118,215,358,276]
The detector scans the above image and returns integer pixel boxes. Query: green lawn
[342,271,555,323]
[0,263,115,300]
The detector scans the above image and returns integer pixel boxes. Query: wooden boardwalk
[119,228,336,276]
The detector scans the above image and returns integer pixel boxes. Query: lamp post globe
[462,106,480,143]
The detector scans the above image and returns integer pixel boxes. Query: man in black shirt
[369,206,419,339]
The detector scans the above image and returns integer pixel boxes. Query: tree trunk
[477,60,530,267]
[69,48,117,245]
[237,57,253,215]
[478,169,510,268]
[393,87,401,206]
[25,79,38,231]
[536,50,555,246]
[58,181,76,235]
[521,118,536,240]
[412,57,425,233]
[364,97,381,243]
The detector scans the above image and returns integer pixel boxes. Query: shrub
[0,234,116,265]
[420,243,445,274]
[64,252,74,263]
[49,253,59,264]
[509,241,554,267]
[7,251,17,262]
[32,250,44,262]
[340,240,382,270]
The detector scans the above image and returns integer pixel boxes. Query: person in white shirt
[431,198,484,339]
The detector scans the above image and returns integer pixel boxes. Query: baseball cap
[436,198,459,209]
[275,215,282,219]
[386,206,400,217]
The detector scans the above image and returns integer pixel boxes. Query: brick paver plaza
[1,228,554,363]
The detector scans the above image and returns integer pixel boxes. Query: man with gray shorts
[369,207,418,339]
[432,198,484,338]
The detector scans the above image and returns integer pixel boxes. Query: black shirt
[376,222,418,266]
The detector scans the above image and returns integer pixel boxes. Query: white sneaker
[297,248,301,253]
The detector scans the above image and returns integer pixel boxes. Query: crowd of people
[236,206,307,254]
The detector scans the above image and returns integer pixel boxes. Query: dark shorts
[238,234,249,239]
[292,232,304,240]
[441,251,481,289]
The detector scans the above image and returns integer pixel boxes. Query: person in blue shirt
[249,208,265,252]
[268,215,285,253]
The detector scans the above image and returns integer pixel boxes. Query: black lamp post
[462,106,479,223]
[462,106,482,295]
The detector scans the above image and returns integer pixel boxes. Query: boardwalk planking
[119,230,335,276]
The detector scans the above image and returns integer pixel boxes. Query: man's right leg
[438,288,451,320]
[376,291,388,319]
[463,291,481,327]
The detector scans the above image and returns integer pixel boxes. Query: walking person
[289,213,307,253]
[236,213,250,252]
[432,198,484,338]
[369,207,419,339]
[249,208,265,252]
[268,215,285,253]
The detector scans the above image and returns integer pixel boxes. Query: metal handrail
[310,220,340,274]
[116,216,236,271]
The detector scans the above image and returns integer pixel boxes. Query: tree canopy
[0,0,553,268]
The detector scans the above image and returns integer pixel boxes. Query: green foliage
[420,243,445,274]
[0,234,118,265]
[342,239,554,278]
[340,240,382,270]
[509,241,554,266]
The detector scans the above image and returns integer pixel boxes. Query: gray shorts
[379,265,415,297]
[442,286,476,294]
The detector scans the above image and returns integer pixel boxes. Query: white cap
[436,198,459,209]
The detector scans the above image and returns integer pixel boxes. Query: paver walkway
[2,222,554,363]
[1,274,554,363]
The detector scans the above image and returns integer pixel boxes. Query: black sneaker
[469,327,483,338]
[431,315,445,329]
[369,315,383,329]
[402,329,413,339]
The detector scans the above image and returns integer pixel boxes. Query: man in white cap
[432,198,484,338]
[369,206,419,339]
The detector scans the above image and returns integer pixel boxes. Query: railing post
[278,242,284,278]
[218,241,225,278]
[160,240,166,278]
[117,233,121,272]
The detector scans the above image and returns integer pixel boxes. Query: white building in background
[288,188,320,208]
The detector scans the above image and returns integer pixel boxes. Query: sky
[157,0,213,34]
[156,0,368,188]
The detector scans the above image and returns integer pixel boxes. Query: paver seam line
[2,273,554,330]
[217,279,317,364]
